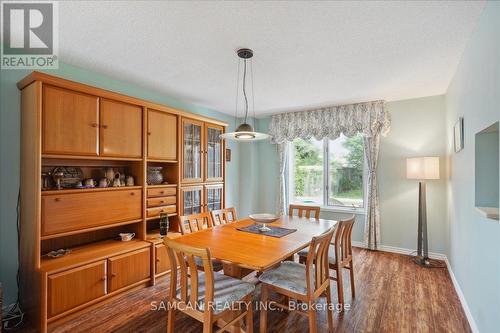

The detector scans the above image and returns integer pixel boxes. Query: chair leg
[167,308,175,333]
[349,262,355,299]
[260,284,269,333]
[203,314,213,333]
[325,286,334,333]
[298,255,305,265]
[308,302,318,333]
[336,265,344,310]
[246,295,254,333]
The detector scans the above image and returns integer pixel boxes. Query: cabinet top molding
[17,71,228,127]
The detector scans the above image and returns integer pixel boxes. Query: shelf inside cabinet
[147,159,178,163]
[146,229,182,244]
[40,239,150,273]
[41,185,142,196]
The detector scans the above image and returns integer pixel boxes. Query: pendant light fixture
[220,48,270,141]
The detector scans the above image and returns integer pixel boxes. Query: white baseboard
[351,241,447,260]
[444,257,479,333]
[351,241,479,333]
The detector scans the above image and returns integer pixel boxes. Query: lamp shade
[406,157,440,180]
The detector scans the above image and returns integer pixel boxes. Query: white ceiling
[59,1,485,116]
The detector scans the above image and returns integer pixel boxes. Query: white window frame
[288,138,366,214]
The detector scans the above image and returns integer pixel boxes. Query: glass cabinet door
[205,125,224,182]
[205,184,223,211]
[182,119,203,183]
[181,186,204,215]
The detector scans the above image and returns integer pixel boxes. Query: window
[288,134,365,210]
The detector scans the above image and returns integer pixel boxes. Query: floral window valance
[268,100,390,144]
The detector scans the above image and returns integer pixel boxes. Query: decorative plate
[46,248,71,258]
[52,166,83,188]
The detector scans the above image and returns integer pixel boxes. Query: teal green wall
[379,96,448,254]
[445,2,500,332]
[0,63,241,306]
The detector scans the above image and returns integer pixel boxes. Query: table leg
[223,263,254,279]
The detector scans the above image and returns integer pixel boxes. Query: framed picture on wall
[454,117,464,153]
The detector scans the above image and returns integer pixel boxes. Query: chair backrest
[210,207,237,226]
[164,238,214,313]
[304,224,337,295]
[179,212,213,235]
[288,204,320,220]
[332,215,355,264]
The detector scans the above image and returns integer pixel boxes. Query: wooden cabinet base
[46,280,150,329]
[27,244,152,333]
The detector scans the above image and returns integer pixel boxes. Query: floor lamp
[406,157,440,267]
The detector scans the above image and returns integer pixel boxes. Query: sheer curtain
[277,143,288,215]
[269,100,390,250]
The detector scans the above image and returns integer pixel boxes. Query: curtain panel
[269,100,390,250]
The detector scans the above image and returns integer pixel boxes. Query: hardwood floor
[19,248,471,333]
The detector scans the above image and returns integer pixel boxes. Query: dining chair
[179,212,214,234]
[258,225,337,333]
[210,207,237,225]
[179,212,223,272]
[164,238,255,333]
[298,215,356,308]
[288,204,321,220]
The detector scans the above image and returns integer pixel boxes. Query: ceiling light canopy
[220,48,270,142]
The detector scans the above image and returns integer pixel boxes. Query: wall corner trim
[352,241,479,333]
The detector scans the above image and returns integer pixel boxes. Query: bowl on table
[249,213,280,231]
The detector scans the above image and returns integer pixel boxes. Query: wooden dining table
[172,214,338,278]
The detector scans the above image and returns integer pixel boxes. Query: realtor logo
[1,1,58,69]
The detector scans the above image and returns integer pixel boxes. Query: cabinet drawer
[48,260,106,317]
[108,248,150,292]
[155,244,170,275]
[42,189,142,236]
[147,187,176,197]
[147,205,176,218]
[147,196,176,208]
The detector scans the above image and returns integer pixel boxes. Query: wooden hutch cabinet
[17,71,226,333]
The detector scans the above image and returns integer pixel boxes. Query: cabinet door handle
[147,132,152,135]
[90,123,98,128]
[156,258,161,262]
[159,191,164,194]
[54,198,61,202]
[159,200,165,204]
[130,192,135,195]
[101,276,107,281]
[101,124,108,129]
[111,273,117,277]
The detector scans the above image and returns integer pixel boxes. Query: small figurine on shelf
[41,171,52,190]
[159,213,169,238]
[126,175,135,186]
[112,173,121,187]
[52,171,64,190]
[98,178,108,188]
[84,178,95,188]
[105,167,115,186]
[120,173,126,186]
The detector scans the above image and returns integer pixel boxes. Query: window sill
[320,206,365,215]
